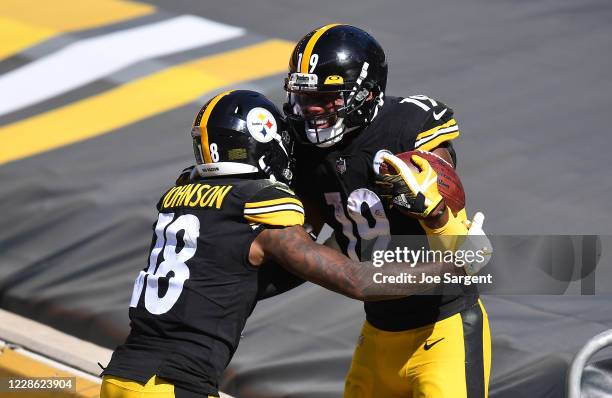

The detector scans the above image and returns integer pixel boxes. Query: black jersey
[103,171,304,396]
[295,95,478,331]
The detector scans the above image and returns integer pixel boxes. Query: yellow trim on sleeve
[244,210,305,226]
[416,118,457,141]
[417,131,460,152]
[300,23,342,73]
[244,197,303,209]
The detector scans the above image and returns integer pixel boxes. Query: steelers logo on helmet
[246,107,277,143]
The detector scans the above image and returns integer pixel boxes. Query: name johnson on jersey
[161,183,233,210]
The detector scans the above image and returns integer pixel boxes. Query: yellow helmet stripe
[199,90,234,163]
[300,23,343,73]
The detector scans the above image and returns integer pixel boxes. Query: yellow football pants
[100,375,218,398]
[344,300,491,398]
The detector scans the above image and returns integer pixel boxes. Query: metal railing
[567,329,612,398]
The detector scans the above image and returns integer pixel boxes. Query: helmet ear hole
[363,80,375,93]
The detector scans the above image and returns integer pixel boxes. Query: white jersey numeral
[325,192,359,260]
[130,213,200,315]
[400,95,438,111]
[326,189,390,260]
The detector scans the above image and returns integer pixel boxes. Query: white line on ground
[0,15,244,116]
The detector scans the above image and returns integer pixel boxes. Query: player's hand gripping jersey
[102,173,304,396]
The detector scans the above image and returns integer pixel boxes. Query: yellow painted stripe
[415,118,457,141]
[199,90,234,163]
[300,23,342,73]
[0,39,295,165]
[0,0,154,31]
[245,197,303,209]
[0,347,99,398]
[0,17,56,60]
[244,210,305,226]
[0,0,154,60]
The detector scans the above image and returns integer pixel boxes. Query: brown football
[379,150,466,214]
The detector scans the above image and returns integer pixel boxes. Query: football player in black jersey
[284,25,492,397]
[99,90,471,398]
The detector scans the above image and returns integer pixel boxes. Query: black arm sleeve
[257,262,307,300]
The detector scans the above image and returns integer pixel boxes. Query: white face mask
[306,92,384,147]
[291,100,346,148]
[305,117,346,147]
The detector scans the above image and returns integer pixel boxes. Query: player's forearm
[419,208,468,251]
[356,259,465,301]
[263,226,466,302]
[421,202,449,229]
[262,226,366,300]
[291,254,463,301]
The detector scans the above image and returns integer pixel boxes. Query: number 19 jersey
[294,95,478,331]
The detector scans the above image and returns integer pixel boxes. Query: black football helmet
[191,90,294,184]
[284,24,388,147]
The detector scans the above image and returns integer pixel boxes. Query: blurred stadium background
[1,0,611,397]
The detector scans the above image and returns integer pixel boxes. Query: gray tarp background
[1,0,612,397]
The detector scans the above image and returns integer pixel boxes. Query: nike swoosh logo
[423,337,445,350]
[433,108,447,120]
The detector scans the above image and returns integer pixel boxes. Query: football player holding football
[284,25,492,397]
[99,90,470,398]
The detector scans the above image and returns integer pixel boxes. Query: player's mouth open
[308,117,335,129]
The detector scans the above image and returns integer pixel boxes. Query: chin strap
[258,155,293,185]
[258,155,275,182]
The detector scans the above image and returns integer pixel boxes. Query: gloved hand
[459,212,493,275]
[376,153,444,218]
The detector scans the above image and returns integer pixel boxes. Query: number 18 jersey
[103,172,304,396]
